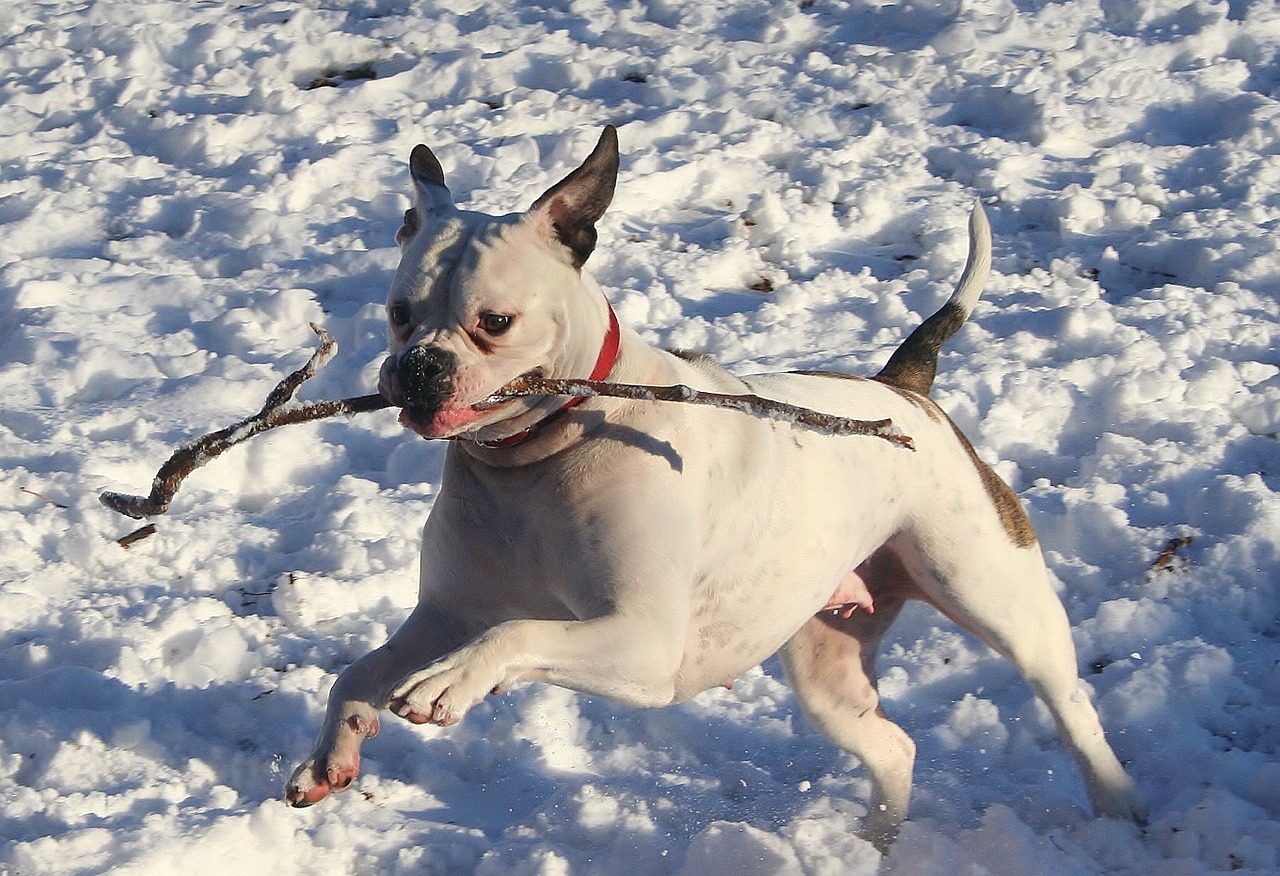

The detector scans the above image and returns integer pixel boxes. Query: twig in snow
[117,523,157,548]
[1149,535,1194,572]
[21,487,69,509]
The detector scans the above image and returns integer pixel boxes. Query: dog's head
[379,126,619,444]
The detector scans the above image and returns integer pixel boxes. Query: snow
[2,0,1279,872]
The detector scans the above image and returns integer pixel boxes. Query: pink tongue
[400,406,486,439]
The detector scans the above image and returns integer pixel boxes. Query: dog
[285,126,1146,849]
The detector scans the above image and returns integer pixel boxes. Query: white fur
[286,132,1145,850]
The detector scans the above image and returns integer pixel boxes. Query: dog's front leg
[286,605,463,806]
[389,616,685,725]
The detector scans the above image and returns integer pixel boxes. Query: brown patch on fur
[792,371,947,423]
[876,385,1033,546]
[881,389,1034,547]
[874,380,944,422]
[794,371,952,419]
[940,408,1037,548]
[789,369,865,381]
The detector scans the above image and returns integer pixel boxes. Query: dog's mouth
[398,369,547,439]
[399,405,485,439]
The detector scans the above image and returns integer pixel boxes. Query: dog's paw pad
[326,766,357,791]
[390,700,433,724]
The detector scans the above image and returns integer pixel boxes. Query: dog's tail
[874,202,991,396]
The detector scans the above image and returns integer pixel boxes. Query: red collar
[469,301,620,449]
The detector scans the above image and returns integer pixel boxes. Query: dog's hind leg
[898,537,1149,826]
[780,549,917,852]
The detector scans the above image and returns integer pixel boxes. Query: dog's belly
[672,553,865,698]
[675,607,821,699]
[671,451,899,698]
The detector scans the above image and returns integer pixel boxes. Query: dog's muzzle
[394,345,457,413]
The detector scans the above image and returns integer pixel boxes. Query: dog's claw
[389,700,432,724]
[431,703,460,725]
[389,696,460,726]
[286,790,317,808]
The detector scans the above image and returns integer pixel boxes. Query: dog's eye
[479,312,513,336]
[389,301,411,326]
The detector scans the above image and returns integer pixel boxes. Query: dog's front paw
[285,712,379,807]
[389,651,504,726]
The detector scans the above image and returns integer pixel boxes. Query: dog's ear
[410,144,452,210]
[527,126,619,268]
[398,144,455,244]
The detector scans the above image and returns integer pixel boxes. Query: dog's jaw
[399,404,491,439]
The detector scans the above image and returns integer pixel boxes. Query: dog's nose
[397,346,457,410]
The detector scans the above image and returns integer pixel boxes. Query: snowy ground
[2,0,1279,873]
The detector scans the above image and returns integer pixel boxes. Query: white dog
[286,126,1146,848]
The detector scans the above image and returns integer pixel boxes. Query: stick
[117,524,158,548]
[100,324,391,519]
[22,487,69,509]
[482,375,915,448]
[99,326,912,520]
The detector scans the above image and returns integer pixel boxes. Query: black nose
[397,346,457,410]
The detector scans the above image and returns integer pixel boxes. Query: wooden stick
[117,524,158,548]
[99,327,912,520]
[100,324,390,519]
[483,375,915,448]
